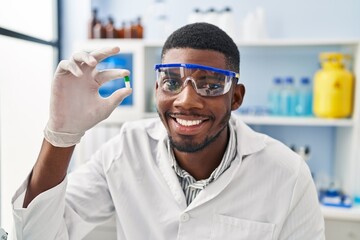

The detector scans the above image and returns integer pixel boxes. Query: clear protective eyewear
[155,63,240,97]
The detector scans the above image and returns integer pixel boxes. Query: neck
[173,126,229,180]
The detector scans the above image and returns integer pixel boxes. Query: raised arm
[23,46,132,207]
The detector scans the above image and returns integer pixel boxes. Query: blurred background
[1,0,360,239]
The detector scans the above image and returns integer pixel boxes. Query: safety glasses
[155,63,240,97]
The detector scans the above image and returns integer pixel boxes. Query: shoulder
[121,117,165,139]
[91,117,165,170]
[231,114,307,179]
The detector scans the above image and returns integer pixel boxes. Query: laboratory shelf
[237,115,354,127]
[235,39,359,47]
[322,206,360,221]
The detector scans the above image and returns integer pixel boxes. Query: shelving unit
[77,38,360,221]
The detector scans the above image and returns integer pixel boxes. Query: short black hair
[161,22,240,73]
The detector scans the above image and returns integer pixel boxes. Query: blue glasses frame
[154,63,240,83]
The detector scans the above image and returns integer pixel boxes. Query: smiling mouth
[176,118,203,126]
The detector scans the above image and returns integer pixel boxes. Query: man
[12,23,325,239]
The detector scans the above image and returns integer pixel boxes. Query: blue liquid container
[281,77,297,116]
[268,77,283,115]
[296,77,313,116]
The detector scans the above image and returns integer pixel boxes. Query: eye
[207,83,223,90]
[197,75,225,91]
[162,77,182,92]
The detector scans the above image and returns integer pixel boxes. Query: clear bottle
[218,7,237,40]
[296,77,313,116]
[204,7,219,26]
[281,77,297,116]
[93,20,106,39]
[88,8,99,39]
[144,0,169,40]
[268,77,283,116]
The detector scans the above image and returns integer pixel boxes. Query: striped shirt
[168,123,237,205]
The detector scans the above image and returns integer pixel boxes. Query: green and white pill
[124,75,131,88]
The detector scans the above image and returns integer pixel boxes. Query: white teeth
[176,118,203,126]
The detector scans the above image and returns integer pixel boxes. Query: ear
[231,84,245,111]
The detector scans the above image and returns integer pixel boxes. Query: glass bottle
[281,77,297,116]
[93,20,106,39]
[117,21,126,39]
[105,16,117,38]
[88,8,98,39]
[135,17,144,39]
[296,77,313,116]
[268,77,283,116]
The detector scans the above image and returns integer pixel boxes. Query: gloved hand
[44,46,132,147]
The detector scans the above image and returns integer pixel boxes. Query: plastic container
[296,77,313,116]
[218,7,237,40]
[204,8,218,26]
[268,77,283,115]
[313,52,354,118]
[280,77,297,116]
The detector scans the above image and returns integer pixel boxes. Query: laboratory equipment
[268,77,283,115]
[313,52,354,118]
[296,77,313,116]
[280,77,297,116]
[0,228,7,240]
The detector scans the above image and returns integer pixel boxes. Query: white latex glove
[44,46,132,147]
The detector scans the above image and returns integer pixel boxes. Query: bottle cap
[300,77,310,84]
[285,77,294,84]
[273,77,282,84]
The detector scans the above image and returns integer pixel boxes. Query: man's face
[155,48,244,153]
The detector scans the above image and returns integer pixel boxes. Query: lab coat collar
[186,114,266,210]
[230,114,267,156]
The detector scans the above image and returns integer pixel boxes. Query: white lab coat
[12,115,325,239]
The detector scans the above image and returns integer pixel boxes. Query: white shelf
[322,206,360,221]
[237,115,354,127]
[235,39,359,47]
[81,38,359,48]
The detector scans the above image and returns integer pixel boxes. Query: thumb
[106,88,133,109]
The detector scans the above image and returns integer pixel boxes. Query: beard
[169,110,231,153]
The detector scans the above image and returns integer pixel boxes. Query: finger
[57,60,83,77]
[95,69,130,85]
[90,46,120,63]
[106,88,133,109]
[72,51,97,67]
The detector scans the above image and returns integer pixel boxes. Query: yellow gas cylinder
[313,52,354,118]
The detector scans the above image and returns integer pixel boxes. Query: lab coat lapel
[185,115,267,211]
[155,136,187,210]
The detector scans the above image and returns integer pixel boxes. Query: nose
[173,79,204,109]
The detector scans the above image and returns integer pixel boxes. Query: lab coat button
[180,213,190,222]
